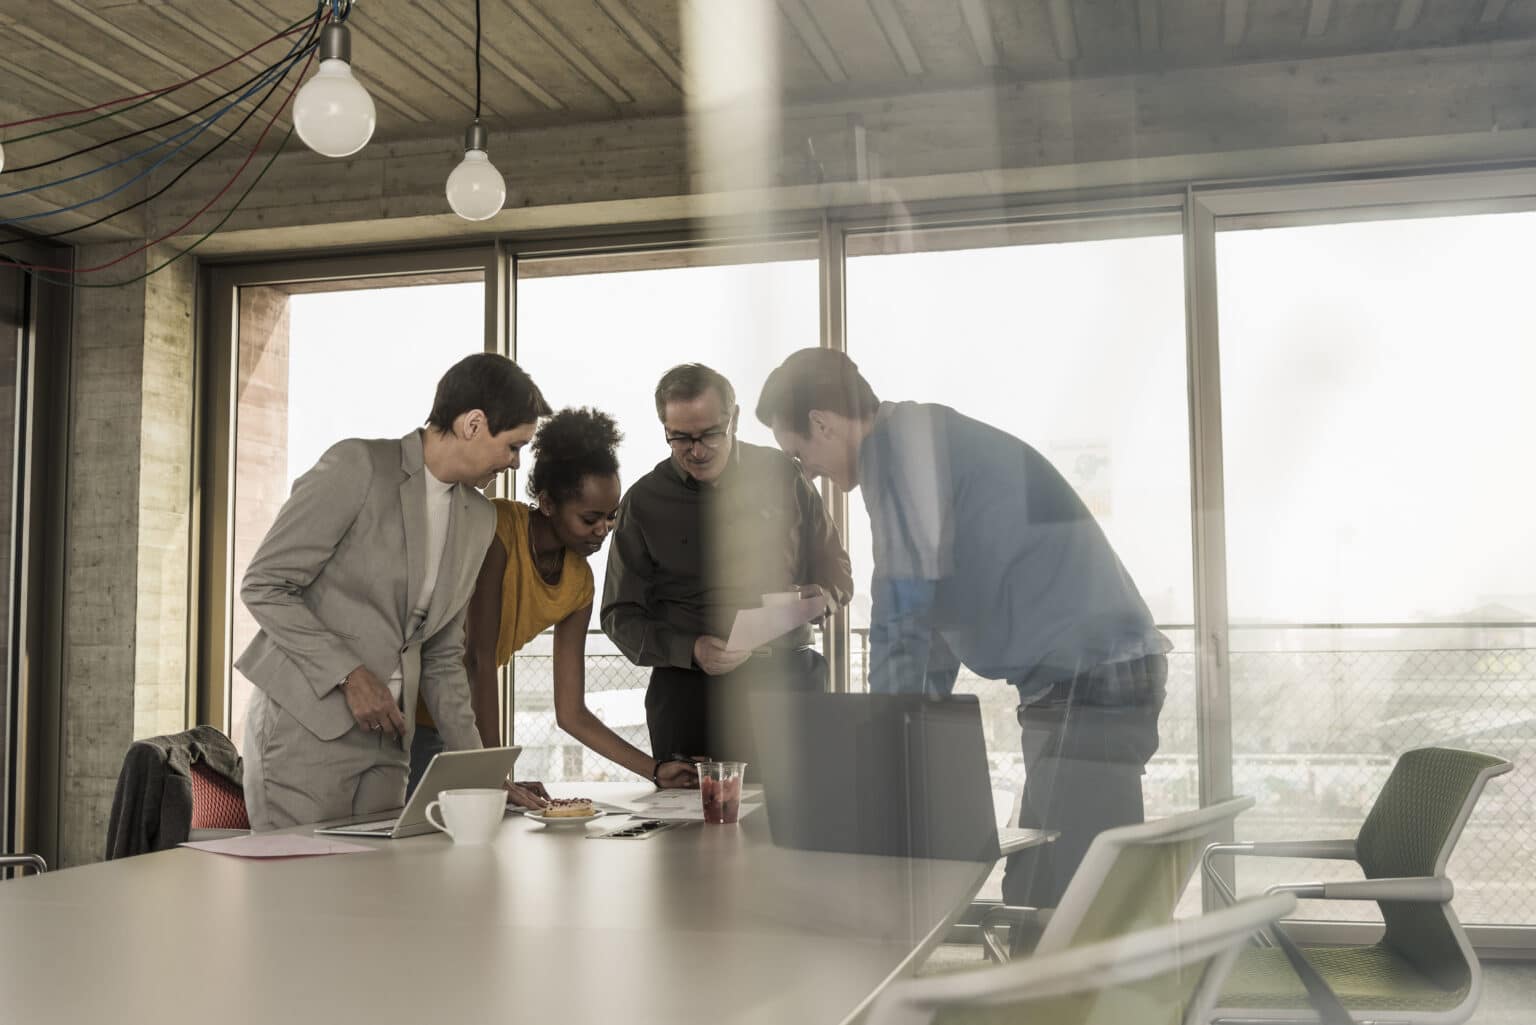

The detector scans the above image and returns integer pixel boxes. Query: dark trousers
[1001,653,1167,909]
[405,724,445,801]
[646,647,827,776]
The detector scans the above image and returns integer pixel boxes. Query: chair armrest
[1203,839,1357,864]
[0,853,48,875]
[1265,876,1453,903]
[1201,840,1358,910]
[977,905,1052,963]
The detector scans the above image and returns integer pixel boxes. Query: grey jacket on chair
[235,430,491,752]
[105,725,243,860]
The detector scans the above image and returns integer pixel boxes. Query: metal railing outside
[512,624,1533,926]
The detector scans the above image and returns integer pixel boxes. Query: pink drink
[699,762,746,824]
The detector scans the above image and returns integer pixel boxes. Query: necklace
[526,509,564,586]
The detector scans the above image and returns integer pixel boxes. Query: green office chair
[979,796,1256,961]
[870,893,1297,1025]
[1205,747,1512,1025]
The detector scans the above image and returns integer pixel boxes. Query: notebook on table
[314,745,521,839]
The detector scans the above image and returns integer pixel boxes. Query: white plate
[525,808,606,828]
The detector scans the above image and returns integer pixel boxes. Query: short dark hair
[427,353,552,435]
[527,407,623,505]
[653,363,735,421]
[755,349,880,435]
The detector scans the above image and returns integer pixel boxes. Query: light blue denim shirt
[858,401,1169,696]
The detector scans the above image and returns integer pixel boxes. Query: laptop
[314,745,522,839]
[748,692,1000,863]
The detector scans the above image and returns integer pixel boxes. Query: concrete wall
[60,244,195,867]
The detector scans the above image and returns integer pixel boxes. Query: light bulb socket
[463,120,489,153]
[319,22,352,64]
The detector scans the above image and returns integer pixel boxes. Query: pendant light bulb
[293,23,376,158]
[446,121,505,222]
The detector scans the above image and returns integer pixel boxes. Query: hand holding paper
[725,593,828,653]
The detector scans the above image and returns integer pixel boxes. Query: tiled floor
[918,945,1535,1022]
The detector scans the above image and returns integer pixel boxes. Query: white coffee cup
[425,788,506,846]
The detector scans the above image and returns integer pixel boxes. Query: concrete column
[60,244,196,866]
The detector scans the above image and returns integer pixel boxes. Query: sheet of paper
[726,595,827,652]
[612,788,764,822]
[180,834,376,858]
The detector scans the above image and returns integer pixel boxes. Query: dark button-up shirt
[601,441,853,669]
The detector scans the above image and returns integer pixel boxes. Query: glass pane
[845,230,1197,899]
[513,254,818,782]
[229,279,485,749]
[1219,211,1536,926]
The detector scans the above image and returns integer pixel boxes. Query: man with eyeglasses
[601,363,853,771]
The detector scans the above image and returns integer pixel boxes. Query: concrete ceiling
[3,0,1535,166]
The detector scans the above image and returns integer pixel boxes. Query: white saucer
[525,809,606,828]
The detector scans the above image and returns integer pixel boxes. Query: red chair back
[189,760,251,830]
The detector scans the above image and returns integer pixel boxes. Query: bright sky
[273,210,1535,641]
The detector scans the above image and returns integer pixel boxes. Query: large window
[1218,210,1536,925]
[226,277,485,748]
[511,248,818,782]
[195,185,1535,942]
[844,224,1199,846]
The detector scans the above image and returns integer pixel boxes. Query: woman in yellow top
[407,408,699,797]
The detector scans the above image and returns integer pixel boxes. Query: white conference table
[0,783,1024,1025]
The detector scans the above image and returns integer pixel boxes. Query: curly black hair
[526,407,623,505]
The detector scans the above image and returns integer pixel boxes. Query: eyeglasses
[664,425,731,451]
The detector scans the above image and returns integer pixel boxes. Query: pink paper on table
[180,834,375,858]
[725,594,827,652]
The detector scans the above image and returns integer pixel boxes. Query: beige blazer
[236,430,493,750]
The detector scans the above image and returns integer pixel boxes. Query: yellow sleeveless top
[415,500,594,729]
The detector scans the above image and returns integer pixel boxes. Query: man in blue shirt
[755,348,1170,907]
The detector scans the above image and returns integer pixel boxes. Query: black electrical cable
[474,0,483,120]
[5,11,324,176]
[0,17,322,248]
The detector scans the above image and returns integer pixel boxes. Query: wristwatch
[650,758,664,786]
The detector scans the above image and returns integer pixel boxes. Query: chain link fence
[513,627,1533,926]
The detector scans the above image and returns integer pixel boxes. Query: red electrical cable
[0,18,317,131]
[8,46,319,276]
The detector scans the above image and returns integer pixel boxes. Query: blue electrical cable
[0,15,325,246]
[0,23,316,223]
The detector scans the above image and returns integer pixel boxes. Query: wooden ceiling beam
[436,3,564,112]
[506,0,634,104]
[593,0,685,92]
[9,24,195,130]
[50,0,230,105]
[778,0,849,83]
[959,0,1001,68]
[867,0,925,76]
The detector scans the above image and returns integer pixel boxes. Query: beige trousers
[242,689,409,831]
